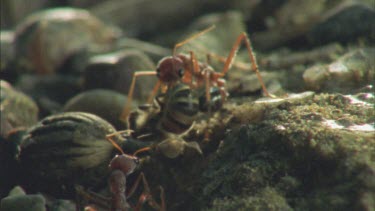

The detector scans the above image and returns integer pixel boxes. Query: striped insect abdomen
[159,84,199,134]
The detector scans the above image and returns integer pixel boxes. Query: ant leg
[128,173,164,211]
[207,52,251,70]
[133,146,152,156]
[185,51,201,88]
[127,173,150,199]
[107,130,134,138]
[105,130,134,155]
[156,186,166,211]
[217,79,228,104]
[147,79,162,103]
[120,71,158,124]
[204,70,212,141]
[75,185,111,210]
[173,25,216,56]
[206,53,212,65]
[190,51,200,75]
[205,71,212,106]
[221,32,275,98]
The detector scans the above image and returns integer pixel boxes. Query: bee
[126,84,223,159]
[157,83,200,135]
[129,83,200,138]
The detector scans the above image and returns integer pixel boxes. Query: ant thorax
[156,53,215,88]
[177,53,216,87]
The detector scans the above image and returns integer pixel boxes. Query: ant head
[156,56,184,84]
[109,154,139,175]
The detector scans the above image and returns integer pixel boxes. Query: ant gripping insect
[129,83,224,138]
[76,131,165,211]
[126,83,223,158]
[129,83,199,136]
[125,83,202,158]
[120,25,275,124]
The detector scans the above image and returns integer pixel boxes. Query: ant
[76,130,165,211]
[120,25,275,124]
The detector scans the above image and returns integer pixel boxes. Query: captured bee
[157,83,200,135]
[129,83,199,138]
[129,82,225,141]
[128,83,226,158]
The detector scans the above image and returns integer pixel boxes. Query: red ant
[76,130,165,211]
[120,25,275,124]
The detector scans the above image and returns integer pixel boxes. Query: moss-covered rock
[199,92,374,210]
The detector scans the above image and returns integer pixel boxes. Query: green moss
[198,92,374,210]
[206,187,292,211]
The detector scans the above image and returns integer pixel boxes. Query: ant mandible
[120,25,275,123]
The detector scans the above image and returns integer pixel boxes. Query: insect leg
[221,32,275,98]
[127,173,165,211]
[120,71,158,125]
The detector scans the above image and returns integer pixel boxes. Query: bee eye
[178,68,184,77]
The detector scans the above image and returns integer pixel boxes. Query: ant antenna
[106,130,134,154]
[173,25,216,56]
[133,147,152,156]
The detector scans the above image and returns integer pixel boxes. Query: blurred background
[1,0,374,128]
[2,0,374,49]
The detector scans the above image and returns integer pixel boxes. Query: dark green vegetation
[198,93,374,210]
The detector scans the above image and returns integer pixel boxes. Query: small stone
[303,48,375,91]
[8,186,26,196]
[0,80,39,137]
[15,74,81,116]
[14,7,120,74]
[308,2,375,45]
[0,31,15,74]
[47,199,76,211]
[63,89,135,129]
[1,194,46,211]
[83,49,157,101]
